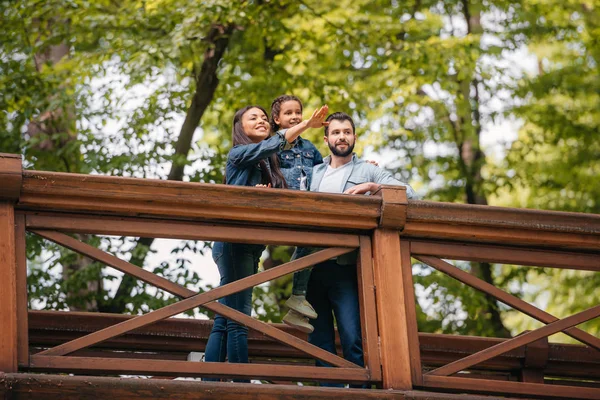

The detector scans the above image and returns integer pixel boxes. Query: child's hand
[306,105,329,128]
[366,160,379,167]
[255,183,272,188]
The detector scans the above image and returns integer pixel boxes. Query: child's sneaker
[283,310,314,333]
[285,295,318,319]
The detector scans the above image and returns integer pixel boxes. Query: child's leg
[292,268,312,296]
[286,247,317,318]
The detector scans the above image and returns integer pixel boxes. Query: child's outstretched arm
[283,105,329,143]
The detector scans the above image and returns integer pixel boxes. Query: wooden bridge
[0,152,598,399]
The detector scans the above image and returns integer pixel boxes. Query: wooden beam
[0,153,22,201]
[415,255,600,350]
[0,203,17,372]
[0,373,529,400]
[37,247,354,356]
[27,311,600,380]
[375,186,408,229]
[15,214,28,367]
[357,235,382,381]
[411,240,599,271]
[19,171,382,230]
[372,229,412,390]
[29,356,369,383]
[402,240,422,385]
[428,304,600,376]
[405,201,600,252]
[26,214,360,247]
[422,375,600,400]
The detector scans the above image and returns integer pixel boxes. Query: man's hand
[344,182,380,195]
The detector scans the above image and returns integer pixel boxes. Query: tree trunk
[459,0,511,338]
[101,24,235,313]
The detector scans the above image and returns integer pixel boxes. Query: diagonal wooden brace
[414,255,600,350]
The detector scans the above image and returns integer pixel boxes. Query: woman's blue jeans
[204,242,264,382]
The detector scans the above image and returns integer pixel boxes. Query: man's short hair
[324,112,355,136]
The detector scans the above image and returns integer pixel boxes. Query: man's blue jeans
[204,242,264,382]
[306,259,365,387]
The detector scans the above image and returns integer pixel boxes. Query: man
[306,112,417,386]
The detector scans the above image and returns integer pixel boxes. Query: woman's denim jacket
[277,136,324,190]
[225,131,290,187]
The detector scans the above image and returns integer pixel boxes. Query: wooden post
[372,186,412,389]
[0,153,22,372]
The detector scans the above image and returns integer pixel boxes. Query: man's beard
[328,140,355,157]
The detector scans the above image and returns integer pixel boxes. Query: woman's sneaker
[285,295,318,319]
[283,310,314,333]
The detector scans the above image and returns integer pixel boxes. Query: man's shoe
[283,310,314,334]
[285,295,318,319]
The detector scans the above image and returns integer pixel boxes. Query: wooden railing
[1,153,599,399]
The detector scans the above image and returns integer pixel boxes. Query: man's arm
[344,164,418,199]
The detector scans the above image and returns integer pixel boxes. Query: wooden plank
[401,240,423,385]
[26,214,360,247]
[34,223,358,369]
[415,255,600,350]
[19,171,381,230]
[27,311,600,380]
[422,375,600,400]
[357,235,382,381]
[411,240,599,271]
[1,373,526,400]
[15,214,29,367]
[37,247,354,357]
[404,222,599,252]
[0,153,22,201]
[29,356,369,383]
[204,302,359,369]
[32,229,197,298]
[375,186,408,228]
[427,304,600,377]
[0,203,18,372]
[407,200,600,235]
[372,229,412,390]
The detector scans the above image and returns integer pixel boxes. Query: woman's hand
[366,160,379,166]
[255,183,272,188]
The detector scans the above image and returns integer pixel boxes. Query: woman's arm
[228,132,288,167]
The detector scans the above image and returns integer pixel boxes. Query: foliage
[1,0,598,338]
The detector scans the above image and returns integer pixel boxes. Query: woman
[204,104,328,381]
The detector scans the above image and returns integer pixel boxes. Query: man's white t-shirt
[318,162,352,194]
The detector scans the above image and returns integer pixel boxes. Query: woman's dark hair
[270,94,303,132]
[229,105,287,188]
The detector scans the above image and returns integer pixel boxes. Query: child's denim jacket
[277,133,323,190]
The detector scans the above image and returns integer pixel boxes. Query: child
[270,95,324,333]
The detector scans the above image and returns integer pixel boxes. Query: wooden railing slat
[30,355,369,383]
[427,304,600,377]
[37,247,354,357]
[32,229,196,298]
[411,240,600,271]
[204,302,359,369]
[415,255,600,350]
[26,214,361,248]
[357,235,382,381]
